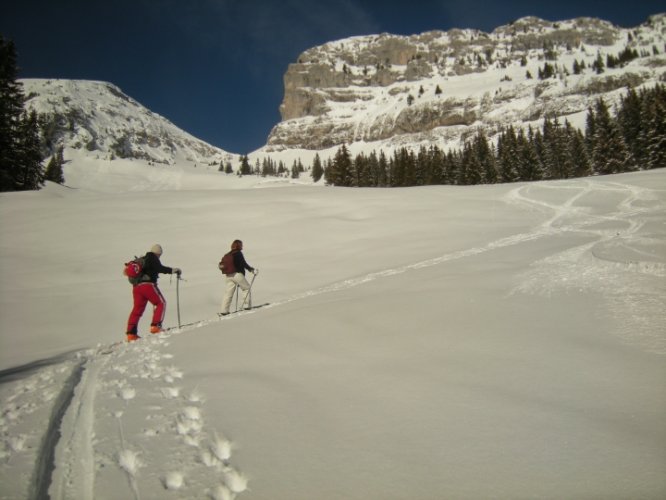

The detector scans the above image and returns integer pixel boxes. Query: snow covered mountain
[22,79,236,167]
[18,13,666,171]
[266,14,666,152]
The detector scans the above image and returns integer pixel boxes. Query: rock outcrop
[266,14,666,151]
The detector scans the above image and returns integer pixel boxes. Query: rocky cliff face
[266,14,666,151]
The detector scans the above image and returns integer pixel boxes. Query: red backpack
[218,252,236,275]
[124,256,146,285]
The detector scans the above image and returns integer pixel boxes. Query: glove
[253,268,259,275]
[173,268,182,276]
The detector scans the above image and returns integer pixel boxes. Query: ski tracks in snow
[0,336,247,499]
[507,179,666,353]
[0,354,85,499]
[58,336,247,499]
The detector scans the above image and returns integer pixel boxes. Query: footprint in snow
[117,448,142,475]
[160,386,180,399]
[223,468,249,493]
[210,433,233,462]
[209,483,235,500]
[162,471,185,490]
[118,386,136,401]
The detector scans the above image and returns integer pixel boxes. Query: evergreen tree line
[535,46,643,80]
[322,84,665,187]
[0,36,64,191]
[230,155,308,179]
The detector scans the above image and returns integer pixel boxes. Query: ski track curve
[2,177,663,499]
[507,179,666,353]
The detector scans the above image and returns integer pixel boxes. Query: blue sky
[1,0,663,154]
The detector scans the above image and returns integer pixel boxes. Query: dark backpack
[124,256,146,285]
[218,252,236,275]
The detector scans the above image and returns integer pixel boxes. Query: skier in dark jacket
[220,239,256,315]
[126,244,181,341]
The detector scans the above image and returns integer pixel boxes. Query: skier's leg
[221,276,237,314]
[145,283,167,329]
[236,274,252,309]
[127,285,149,334]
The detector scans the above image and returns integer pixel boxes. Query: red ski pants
[126,282,166,334]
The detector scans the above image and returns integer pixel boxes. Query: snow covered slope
[0,168,664,499]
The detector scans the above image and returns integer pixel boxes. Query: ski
[101,304,272,350]
[218,303,270,317]
[164,319,205,333]
[96,340,124,355]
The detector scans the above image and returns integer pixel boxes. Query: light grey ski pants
[221,272,251,313]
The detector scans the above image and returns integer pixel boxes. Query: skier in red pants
[126,244,181,342]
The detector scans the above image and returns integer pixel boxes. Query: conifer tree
[473,131,497,183]
[589,98,632,174]
[617,87,645,165]
[311,153,324,182]
[389,149,403,187]
[517,128,543,181]
[532,127,547,177]
[337,145,353,186]
[425,146,443,185]
[0,37,22,190]
[542,116,570,179]
[290,160,300,179]
[377,150,389,187]
[261,157,275,177]
[14,110,43,190]
[572,59,582,75]
[367,151,380,187]
[238,155,251,175]
[568,127,591,177]
[445,150,460,185]
[641,85,666,169]
[44,145,65,184]
[592,52,605,74]
[1,36,44,191]
[458,142,481,185]
[277,160,286,176]
[497,126,519,182]
[584,104,597,155]
[352,153,368,186]
[326,145,352,186]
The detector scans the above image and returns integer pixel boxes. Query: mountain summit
[23,79,235,167]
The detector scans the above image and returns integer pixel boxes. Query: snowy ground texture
[1,162,665,499]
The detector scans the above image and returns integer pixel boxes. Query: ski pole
[239,270,258,311]
[176,274,181,328]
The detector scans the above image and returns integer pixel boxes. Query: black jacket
[232,250,254,275]
[141,251,174,283]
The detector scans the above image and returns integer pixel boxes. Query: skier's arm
[146,252,176,275]
[235,252,254,273]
